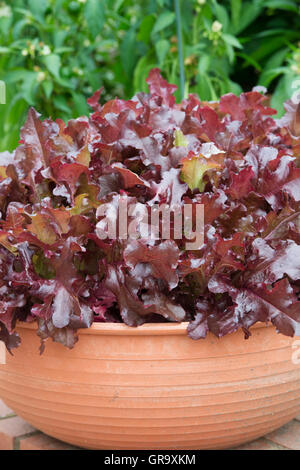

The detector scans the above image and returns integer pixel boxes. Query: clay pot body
[0,322,299,449]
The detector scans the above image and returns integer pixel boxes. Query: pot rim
[17,320,269,336]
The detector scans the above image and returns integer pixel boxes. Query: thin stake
[174,0,185,100]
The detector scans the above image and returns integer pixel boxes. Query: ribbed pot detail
[0,322,299,450]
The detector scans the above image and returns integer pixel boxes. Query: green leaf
[254,28,297,39]
[0,14,12,38]
[52,30,69,49]
[197,55,211,75]
[174,130,188,147]
[271,73,295,116]
[196,73,217,101]
[224,42,234,64]
[84,0,105,37]
[28,0,49,22]
[212,0,230,32]
[155,39,170,65]
[42,80,53,99]
[152,11,175,36]
[20,72,38,105]
[43,54,61,79]
[33,252,56,279]
[222,33,242,49]
[250,34,296,62]
[181,155,221,192]
[238,52,262,71]
[133,55,156,94]
[235,0,264,34]
[53,95,71,114]
[230,0,242,32]
[12,19,29,40]
[258,47,289,86]
[72,92,89,117]
[265,48,289,69]
[4,69,28,84]
[264,0,299,12]
[113,0,125,11]
[137,15,156,44]
[0,92,27,151]
[120,27,137,77]
[68,1,81,13]
[54,47,74,54]
[258,66,289,87]
[226,79,242,96]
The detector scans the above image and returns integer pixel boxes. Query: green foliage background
[0,0,300,151]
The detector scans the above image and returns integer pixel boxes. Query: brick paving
[0,399,299,450]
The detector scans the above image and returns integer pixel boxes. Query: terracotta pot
[0,321,300,450]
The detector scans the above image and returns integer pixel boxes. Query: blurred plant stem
[174,0,185,100]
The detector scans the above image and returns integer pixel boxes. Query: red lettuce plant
[0,69,299,351]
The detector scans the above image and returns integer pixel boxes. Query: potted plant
[0,69,299,450]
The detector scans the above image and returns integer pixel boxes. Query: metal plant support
[174,0,185,100]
